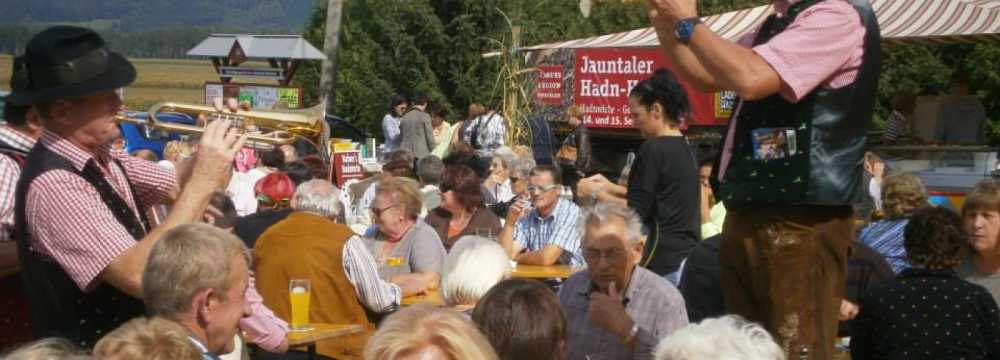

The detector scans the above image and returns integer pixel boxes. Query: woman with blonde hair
[93,316,201,360]
[857,173,928,274]
[365,177,446,290]
[158,140,191,170]
[1,338,93,360]
[364,304,498,360]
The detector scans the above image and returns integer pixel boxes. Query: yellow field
[0,54,270,110]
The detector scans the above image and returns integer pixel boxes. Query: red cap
[254,172,295,207]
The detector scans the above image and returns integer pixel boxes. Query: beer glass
[288,279,313,332]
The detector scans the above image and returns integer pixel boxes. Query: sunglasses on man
[526,184,559,194]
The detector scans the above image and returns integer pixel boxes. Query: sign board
[204,82,303,109]
[331,150,364,187]
[535,66,564,105]
[714,91,738,119]
[566,48,733,129]
[218,67,285,80]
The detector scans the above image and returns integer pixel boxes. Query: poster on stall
[571,48,731,129]
[277,88,301,109]
[204,82,303,109]
[331,150,364,187]
[535,66,564,105]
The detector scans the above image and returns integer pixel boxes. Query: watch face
[674,20,693,42]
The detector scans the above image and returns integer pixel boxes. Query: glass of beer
[288,279,313,332]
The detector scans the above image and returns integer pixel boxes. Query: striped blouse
[857,219,911,275]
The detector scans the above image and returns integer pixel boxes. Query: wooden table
[401,290,445,306]
[248,323,364,360]
[511,264,574,279]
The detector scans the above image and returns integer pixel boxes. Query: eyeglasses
[526,184,559,194]
[583,248,626,264]
[371,204,398,218]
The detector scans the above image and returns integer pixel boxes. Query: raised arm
[103,120,245,296]
[647,0,782,100]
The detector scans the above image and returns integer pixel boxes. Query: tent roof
[187,34,325,60]
[524,0,1000,51]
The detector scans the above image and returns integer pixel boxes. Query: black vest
[13,143,147,348]
[718,0,881,210]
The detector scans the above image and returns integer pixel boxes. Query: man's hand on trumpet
[195,97,252,127]
[213,97,252,113]
[175,98,249,195]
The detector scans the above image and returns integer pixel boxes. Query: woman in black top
[625,69,700,281]
[576,69,699,280]
[851,207,1000,359]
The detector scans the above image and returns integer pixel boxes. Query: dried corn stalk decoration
[484,7,538,149]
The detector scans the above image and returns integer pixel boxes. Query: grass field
[0,54,271,110]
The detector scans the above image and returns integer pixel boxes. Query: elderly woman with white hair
[441,236,513,314]
[653,316,784,360]
[484,146,519,204]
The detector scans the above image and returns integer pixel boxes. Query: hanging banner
[572,48,731,129]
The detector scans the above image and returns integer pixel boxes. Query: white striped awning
[523,0,1000,51]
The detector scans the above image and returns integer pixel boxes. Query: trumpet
[116,102,329,153]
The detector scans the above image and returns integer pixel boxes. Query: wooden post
[285,60,301,87]
[319,0,345,113]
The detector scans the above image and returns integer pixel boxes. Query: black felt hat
[4,26,135,106]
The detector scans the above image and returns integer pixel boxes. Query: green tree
[295,0,657,139]
[294,0,1000,144]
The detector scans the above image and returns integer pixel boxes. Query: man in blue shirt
[500,165,584,267]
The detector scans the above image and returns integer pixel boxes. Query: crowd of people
[2,0,1000,359]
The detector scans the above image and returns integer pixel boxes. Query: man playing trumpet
[5,26,246,347]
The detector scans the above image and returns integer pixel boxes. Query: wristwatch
[673,17,703,44]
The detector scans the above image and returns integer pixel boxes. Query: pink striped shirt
[743,0,865,102]
[720,0,866,180]
[0,126,36,242]
[25,129,175,290]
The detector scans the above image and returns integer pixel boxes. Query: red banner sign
[331,151,364,187]
[535,65,564,105]
[572,48,732,128]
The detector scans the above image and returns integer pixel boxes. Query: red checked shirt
[0,126,37,242]
[720,0,865,179]
[24,129,175,290]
